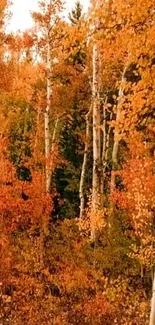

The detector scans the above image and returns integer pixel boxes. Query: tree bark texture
[45,40,52,193]
[79,109,91,220]
[110,68,126,193]
[91,3,101,240]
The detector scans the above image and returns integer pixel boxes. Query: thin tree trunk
[105,110,112,165]
[150,273,155,325]
[91,43,101,241]
[101,108,112,194]
[79,109,91,220]
[102,98,107,164]
[110,68,126,193]
[101,97,107,194]
[45,39,52,193]
[91,0,101,241]
[51,116,59,148]
[34,107,41,157]
[48,115,59,187]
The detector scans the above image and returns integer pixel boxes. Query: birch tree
[32,0,63,193]
[90,0,102,240]
[44,37,52,192]
[110,68,126,193]
[79,109,91,220]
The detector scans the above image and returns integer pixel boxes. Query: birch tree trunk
[33,0,63,193]
[101,97,107,194]
[48,115,59,188]
[110,68,126,193]
[91,44,101,239]
[45,39,52,193]
[92,43,101,201]
[101,102,112,195]
[150,273,155,325]
[79,109,91,220]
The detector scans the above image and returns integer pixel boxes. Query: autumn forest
[0,0,155,324]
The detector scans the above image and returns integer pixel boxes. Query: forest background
[0,0,155,324]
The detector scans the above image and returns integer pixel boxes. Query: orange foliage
[112,136,155,270]
[0,0,155,323]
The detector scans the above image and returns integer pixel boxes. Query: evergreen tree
[53,1,90,219]
[68,1,83,25]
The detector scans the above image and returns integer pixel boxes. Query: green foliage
[54,106,87,218]
[68,1,83,25]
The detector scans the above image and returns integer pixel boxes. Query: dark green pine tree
[54,105,86,219]
[68,1,83,25]
[52,2,91,220]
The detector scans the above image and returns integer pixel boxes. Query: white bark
[48,115,59,187]
[91,0,101,241]
[102,98,107,166]
[79,109,91,220]
[92,43,101,204]
[101,97,107,194]
[150,274,155,325]
[45,40,52,193]
[105,111,112,165]
[110,68,126,193]
[101,104,112,194]
[33,0,63,193]
[34,106,41,157]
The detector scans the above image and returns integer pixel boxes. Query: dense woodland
[0,0,155,324]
